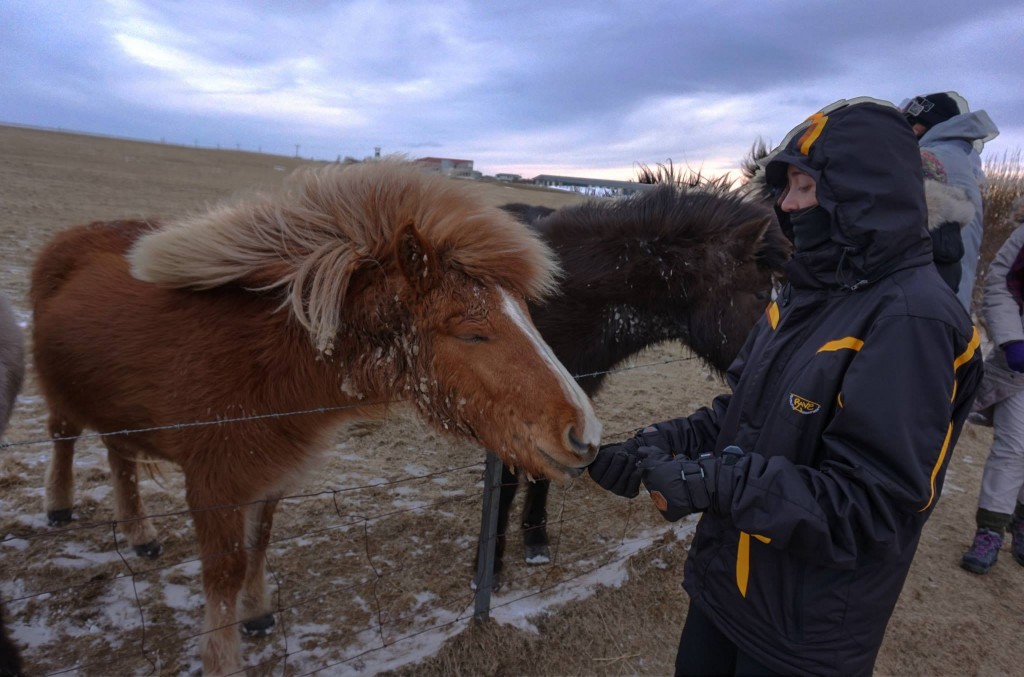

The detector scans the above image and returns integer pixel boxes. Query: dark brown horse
[30,160,601,675]
[488,181,789,584]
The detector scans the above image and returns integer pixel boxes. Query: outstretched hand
[588,440,644,498]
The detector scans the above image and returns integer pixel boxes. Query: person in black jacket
[588,99,983,677]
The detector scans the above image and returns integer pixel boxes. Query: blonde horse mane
[130,159,560,352]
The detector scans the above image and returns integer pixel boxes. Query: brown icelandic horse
[0,294,26,677]
[486,181,789,585]
[30,160,601,676]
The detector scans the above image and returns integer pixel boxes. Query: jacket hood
[919,110,999,153]
[764,99,933,289]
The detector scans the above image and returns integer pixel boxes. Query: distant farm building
[414,157,479,179]
[495,173,522,182]
[531,174,656,197]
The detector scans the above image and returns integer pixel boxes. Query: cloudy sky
[2,0,1022,180]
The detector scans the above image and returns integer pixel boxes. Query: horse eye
[458,334,490,344]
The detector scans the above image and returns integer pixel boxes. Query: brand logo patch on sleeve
[649,490,668,512]
[789,393,821,414]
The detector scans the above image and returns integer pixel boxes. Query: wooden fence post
[473,450,503,620]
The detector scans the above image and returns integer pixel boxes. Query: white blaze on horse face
[498,288,602,450]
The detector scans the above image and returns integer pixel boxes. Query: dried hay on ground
[0,125,1020,676]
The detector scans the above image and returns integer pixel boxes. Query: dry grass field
[1,125,1021,676]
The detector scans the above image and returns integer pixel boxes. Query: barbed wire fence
[0,354,711,675]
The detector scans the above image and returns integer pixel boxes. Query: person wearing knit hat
[903,92,965,135]
[901,90,999,311]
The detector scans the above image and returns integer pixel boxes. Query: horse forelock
[417,189,561,302]
[128,160,559,353]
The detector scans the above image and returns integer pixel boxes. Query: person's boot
[1009,514,1024,567]
[961,528,1004,574]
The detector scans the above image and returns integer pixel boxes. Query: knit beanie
[904,92,962,130]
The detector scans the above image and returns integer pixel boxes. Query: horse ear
[730,216,773,262]
[395,220,442,294]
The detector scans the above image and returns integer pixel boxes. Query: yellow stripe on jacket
[919,326,980,512]
[736,532,772,597]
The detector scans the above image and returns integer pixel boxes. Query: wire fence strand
[2,353,708,675]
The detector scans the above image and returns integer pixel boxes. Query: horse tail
[30,220,157,310]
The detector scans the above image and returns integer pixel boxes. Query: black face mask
[789,205,832,251]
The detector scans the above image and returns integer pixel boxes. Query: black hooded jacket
[640,101,982,676]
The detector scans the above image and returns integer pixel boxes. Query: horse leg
[105,441,161,559]
[45,415,81,525]
[190,491,247,676]
[472,464,518,591]
[239,496,279,637]
[522,478,551,565]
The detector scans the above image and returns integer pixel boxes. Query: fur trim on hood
[925,178,975,231]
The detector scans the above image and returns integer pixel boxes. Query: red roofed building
[413,157,475,178]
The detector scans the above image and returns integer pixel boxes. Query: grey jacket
[974,203,1024,417]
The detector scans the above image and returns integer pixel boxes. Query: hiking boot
[961,528,1003,574]
[1010,516,1024,567]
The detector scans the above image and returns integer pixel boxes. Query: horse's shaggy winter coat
[31,160,600,675]
[487,183,789,582]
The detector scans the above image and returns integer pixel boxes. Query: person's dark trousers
[675,603,783,676]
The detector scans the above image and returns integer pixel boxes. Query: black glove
[638,445,745,522]
[930,220,965,264]
[588,438,644,497]
[587,424,678,498]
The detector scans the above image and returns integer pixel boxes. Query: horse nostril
[567,426,590,456]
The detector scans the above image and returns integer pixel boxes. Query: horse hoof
[47,509,73,526]
[524,543,551,565]
[242,613,276,637]
[134,541,163,559]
